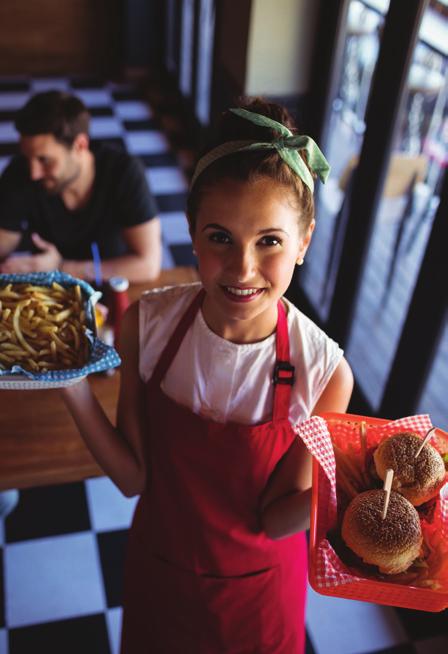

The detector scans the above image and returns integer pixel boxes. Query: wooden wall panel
[0,0,122,76]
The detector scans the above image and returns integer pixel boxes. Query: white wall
[245,0,319,96]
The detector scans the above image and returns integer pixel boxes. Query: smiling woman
[60,96,353,654]
[192,176,314,343]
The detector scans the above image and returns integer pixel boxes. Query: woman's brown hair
[187,97,315,233]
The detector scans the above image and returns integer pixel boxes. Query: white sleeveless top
[139,283,343,426]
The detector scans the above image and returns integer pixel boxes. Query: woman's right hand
[58,376,89,399]
[56,301,148,498]
[58,367,145,497]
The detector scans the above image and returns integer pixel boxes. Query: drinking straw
[90,241,103,288]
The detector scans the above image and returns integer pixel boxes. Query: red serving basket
[309,412,448,612]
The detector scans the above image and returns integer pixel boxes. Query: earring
[297,258,304,266]
[192,248,197,256]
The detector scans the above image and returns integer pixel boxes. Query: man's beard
[41,163,81,195]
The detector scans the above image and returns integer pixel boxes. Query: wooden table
[0,267,199,491]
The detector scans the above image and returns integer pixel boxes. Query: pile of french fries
[0,282,90,373]
[333,422,372,500]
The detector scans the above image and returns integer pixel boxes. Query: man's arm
[0,220,162,282]
[63,149,163,283]
[0,228,21,260]
[62,218,162,282]
[0,156,32,262]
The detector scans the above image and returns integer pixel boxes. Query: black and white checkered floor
[1,77,447,653]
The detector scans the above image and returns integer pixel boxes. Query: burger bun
[373,432,446,506]
[341,489,423,575]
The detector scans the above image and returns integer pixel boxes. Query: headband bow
[190,107,330,193]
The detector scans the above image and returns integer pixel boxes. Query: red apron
[121,290,308,653]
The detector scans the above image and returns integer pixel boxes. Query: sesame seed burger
[373,432,446,506]
[341,489,423,575]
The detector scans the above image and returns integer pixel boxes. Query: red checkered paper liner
[298,414,448,590]
[294,416,337,526]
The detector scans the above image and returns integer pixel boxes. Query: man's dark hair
[14,91,90,146]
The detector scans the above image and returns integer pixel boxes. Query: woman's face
[191,177,314,343]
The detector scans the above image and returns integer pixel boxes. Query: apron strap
[149,290,294,423]
[272,300,294,421]
[150,288,206,388]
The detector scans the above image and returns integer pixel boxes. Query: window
[301,1,389,320]
[297,0,447,424]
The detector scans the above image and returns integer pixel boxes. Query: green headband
[190,107,330,193]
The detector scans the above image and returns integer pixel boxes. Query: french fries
[333,443,369,499]
[0,282,90,372]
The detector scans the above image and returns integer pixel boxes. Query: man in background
[0,90,161,282]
